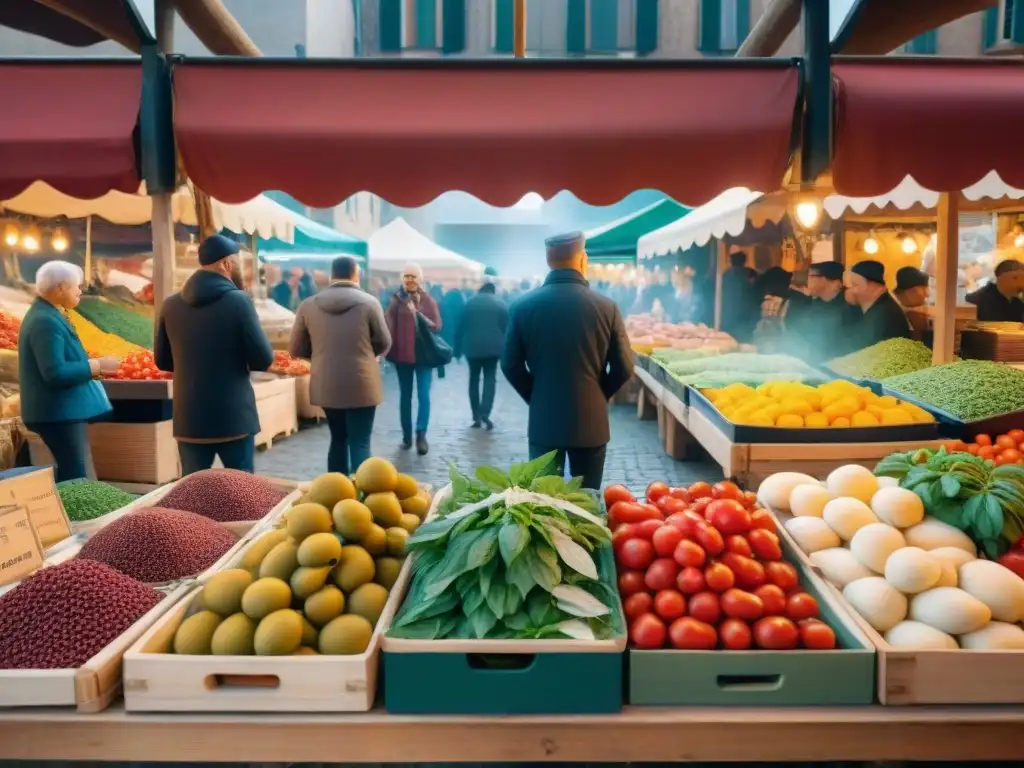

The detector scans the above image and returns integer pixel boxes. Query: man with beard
[155,234,274,474]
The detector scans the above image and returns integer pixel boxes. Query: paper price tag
[0,467,72,548]
[0,504,44,587]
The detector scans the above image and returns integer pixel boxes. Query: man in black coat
[455,282,509,431]
[966,259,1024,322]
[785,261,851,361]
[845,259,912,352]
[155,234,275,475]
[501,232,634,489]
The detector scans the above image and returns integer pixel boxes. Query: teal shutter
[379,0,402,51]
[735,0,750,47]
[905,29,937,54]
[983,6,999,48]
[566,0,586,54]
[442,0,465,53]
[635,0,658,55]
[494,0,514,52]
[590,0,618,51]
[415,0,437,47]
[699,0,721,54]
[1010,0,1024,44]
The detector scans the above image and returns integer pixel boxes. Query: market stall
[367,218,484,282]
[584,198,691,266]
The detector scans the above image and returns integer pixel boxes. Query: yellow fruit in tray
[361,523,388,555]
[254,609,304,656]
[778,398,813,418]
[822,398,856,422]
[877,394,899,408]
[400,494,429,520]
[902,402,933,423]
[865,404,885,421]
[301,616,319,647]
[297,532,343,567]
[293,646,319,656]
[851,410,880,427]
[385,527,410,557]
[201,569,253,617]
[333,545,376,593]
[776,414,804,428]
[393,473,420,500]
[374,557,403,590]
[746,412,775,427]
[804,412,829,428]
[355,457,399,494]
[241,529,288,571]
[174,610,222,655]
[211,613,257,655]
[306,472,357,509]
[881,408,913,425]
[333,499,373,540]
[242,577,293,620]
[398,513,421,533]
[831,416,851,428]
[259,540,300,581]
[347,582,390,626]
[305,585,345,626]
[319,614,373,655]
[291,566,333,599]
[364,492,403,527]
[286,503,334,541]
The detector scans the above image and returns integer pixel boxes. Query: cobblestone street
[257,362,720,491]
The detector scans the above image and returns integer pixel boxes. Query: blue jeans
[28,421,90,482]
[177,436,255,476]
[395,364,432,439]
[323,406,376,476]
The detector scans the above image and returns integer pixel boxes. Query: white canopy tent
[368,218,485,279]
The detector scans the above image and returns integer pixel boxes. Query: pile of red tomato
[946,430,1024,466]
[269,350,311,377]
[0,310,21,351]
[107,350,172,380]
[605,480,837,652]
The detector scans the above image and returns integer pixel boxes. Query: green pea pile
[75,297,154,349]
[828,338,933,381]
[882,360,1024,421]
[57,479,138,522]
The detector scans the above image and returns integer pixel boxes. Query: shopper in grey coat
[455,282,509,430]
[290,256,391,475]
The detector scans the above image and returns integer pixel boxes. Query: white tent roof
[368,218,484,276]
[1,181,295,242]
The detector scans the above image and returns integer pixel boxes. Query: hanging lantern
[21,224,41,252]
[863,236,880,255]
[50,227,69,252]
[901,235,918,255]
[2,222,19,248]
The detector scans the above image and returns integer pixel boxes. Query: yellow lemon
[804,412,829,428]
[865,404,885,421]
[802,391,823,410]
[776,413,804,428]
[851,410,880,427]
[880,408,913,425]
[900,402,934,423]
[747,413,775,427]
[831,416,851,428]
[877,395,899,408]
[778,398,814,418]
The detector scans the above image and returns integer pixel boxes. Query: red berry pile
[158,468,287,523]
[0,310,21,351]
[269,350,311,377]
[606,480,838,652]
[108,350,171,381]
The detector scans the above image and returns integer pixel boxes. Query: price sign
[0,504,44,587]
[0,467,72,549]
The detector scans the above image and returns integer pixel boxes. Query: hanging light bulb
[794,200,822,230]
[863,236,879,255]
[902,235,918,255]
[2,223,19,248]
[1015,232,1024,249]
[21,225,40,252]
[50,227,69,252]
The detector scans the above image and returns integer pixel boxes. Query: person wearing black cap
[895,266,933,340]
[966,259,1024,322]
[501,231,633,489]
[784,260,852,360]
[154,234,275,475]
[846,260,912,350]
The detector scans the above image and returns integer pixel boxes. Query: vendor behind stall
[846,260,912,351]
[785,261,850,360]
[895,266,932,339]
[966,259,1024,322]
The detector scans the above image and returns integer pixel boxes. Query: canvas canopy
[584,199,691,264]
[368,218,484,279]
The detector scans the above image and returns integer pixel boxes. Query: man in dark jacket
[784,261,850,361]
[155,235,275,475]
[501,232,634,489]
[966,259,1024,322]
[456,282,509,430]
[845,260,912,352]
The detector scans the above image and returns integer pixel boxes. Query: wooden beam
[171,0,261,56]
[32,0,141,51]
[513,0,526,57]
[932,192,960,366]
[736,0,801,57]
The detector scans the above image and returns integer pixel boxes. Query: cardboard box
[0,466,72,548]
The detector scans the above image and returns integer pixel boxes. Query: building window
[380,0,463,53]
[983,6,1000,49]
[699,0,749,54]
[904,29,937,54]
[494,0,514,52]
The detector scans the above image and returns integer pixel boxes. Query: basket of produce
[825,339,934,394]
[381,454,626,715]
[609,480,874,706]
[692,378,938,443]
[881,360,1024,439]
[762,457,1024,705]
[123,460,429,712]
[626,316,738,356]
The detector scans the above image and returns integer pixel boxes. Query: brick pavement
[256,361,721,492]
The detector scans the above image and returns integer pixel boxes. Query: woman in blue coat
[19,261,120,481]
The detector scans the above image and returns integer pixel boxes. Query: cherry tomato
[975,433,993,447]
[634,518,664,541]
[668,617,717,650]
[641,503,665,521]
[612,523,638,554]
[765,561,799,592]
[665,512,698,537]
[689,497,712,519]
[687,590,721,624]
[747,528,783,561]
[786,592,820,621]
[688,481,714,500]
[631,613,667,650]
[749,509,777,533]
[604,484,635,510]
[997,435,1017,451]
[618,569,647,596]
[619,538,655,570]
[705,499,752,535]
[725,534,753,557]
[979,445,997,460]
[673,539,707,569]
[1000,448,1022,464]
[719,618,753,650]
[966,444,980,456]
[646,482,671,504]
[742,491,759,509]
[998,550,1024,579]
[720,588,765,621]
[645,558,680,591]
[653,589,687,621]
[753,616,799,650]
[656,495,688,516]
[668,486,691,503]
[711,480,743,502]
[652,524,684,557]
[755,582,788,614]
[694,522,725,556]
[1009,429,1024,443]
[704,561,735,593]
[676,566,706,594]
[623,592,653,620]
[721,552,766,590]
[611,501,659,526]
[799,619,837,650]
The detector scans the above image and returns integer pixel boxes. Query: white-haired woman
[19,261,119,481]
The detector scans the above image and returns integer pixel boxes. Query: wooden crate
[253,375,299,449]
[89,420,181,485]
[293,373,324,420]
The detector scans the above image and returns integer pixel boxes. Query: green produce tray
[382,545,626,715]
[879,387,1024,440]
[628,530,876,707]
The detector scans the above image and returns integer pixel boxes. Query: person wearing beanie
[384,261,442,455]
[154,234,275,474]
[784,260,854,360]
[501,231,633,490]
[966,258,1024,322]
[845,259,912,350]
[894,266,931,309]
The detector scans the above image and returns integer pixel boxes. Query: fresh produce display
[77,507,239,584]
[389,453,621,641]
[0,309,20,350]
[608,480,838,651]
[75,296,154,349]
[765,464,1024,650]
[269,350,311,376]
[882,360,1024,421]
[169,460,430,656]
[67,310,144,359]
[875,447,1024,558]
[627,315,738,356]
[946,430,1024,466]
[106,350,172,381]
[662,352,827,389]
[0,559,162,669]
[159,469,288,523]
[827,338,933,381]
[57,478,138,522]
[704,378,934,428]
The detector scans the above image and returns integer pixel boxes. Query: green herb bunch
[875,447,1024,557]
[388,452,621,641]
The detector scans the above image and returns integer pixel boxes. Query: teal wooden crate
[628,530,876,706]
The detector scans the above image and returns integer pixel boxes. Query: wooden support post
[932,192,960,365]
[513,0,526,56]
[151,0,176,319]
[714,239,726,331]
[637,386,657,421]
[663,415,695,461]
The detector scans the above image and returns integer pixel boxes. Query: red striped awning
[172,60,802,208]
[0,61,141,200]
[832,59,1024,196]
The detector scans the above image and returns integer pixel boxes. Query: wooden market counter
[1,705,1023,762]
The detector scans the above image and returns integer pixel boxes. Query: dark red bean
[159,469,285,523]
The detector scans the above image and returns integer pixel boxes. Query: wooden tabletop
[2,705,1023,762]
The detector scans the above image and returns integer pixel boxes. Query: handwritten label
[0,468,72,548]
[0,505,44,587]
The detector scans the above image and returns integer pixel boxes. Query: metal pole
[513,0,526,57]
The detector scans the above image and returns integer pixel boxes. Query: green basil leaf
[502,611,531,631]
[462,582,486,617]
[466,527,498,570]
[475,466,511,492]
[506,552,536,599]
[388,618,442,640]
[513,451,559,486]
[528,544,562,592]
[407,515,459,547]
[498,521,531,566]
[468,604,499,639]
[940,474,961,499]
[478,555,499,597]
[981,494,1005,541]
[503,583,524,616]
[526,589,554,626]
[485,580,508,620]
